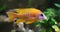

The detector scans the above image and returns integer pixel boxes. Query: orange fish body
[7,8,47,24]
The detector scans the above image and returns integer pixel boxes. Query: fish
[6,8,47,24]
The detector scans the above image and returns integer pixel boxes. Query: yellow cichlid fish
[6,8,47,24]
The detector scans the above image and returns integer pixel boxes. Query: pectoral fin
[16,19,25,24]
[25,20,36,24]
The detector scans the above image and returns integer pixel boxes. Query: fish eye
[40,14,43,16]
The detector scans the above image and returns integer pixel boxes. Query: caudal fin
[6,11,17,22]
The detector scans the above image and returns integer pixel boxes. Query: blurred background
[0,0,60,32]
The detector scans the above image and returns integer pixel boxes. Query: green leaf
[54,3,60,8]
[39,20,45,23]
[51,18,57,24]
[52,25,60,32]
[44,8,55,18]
[39,28,46,32]
[36,24,41,27]
[0,4,7,11]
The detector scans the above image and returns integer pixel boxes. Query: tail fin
[6,12,17,22]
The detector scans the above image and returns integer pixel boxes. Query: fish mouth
[42,13,47,20]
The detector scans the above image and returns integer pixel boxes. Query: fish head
[36,13,47,20]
